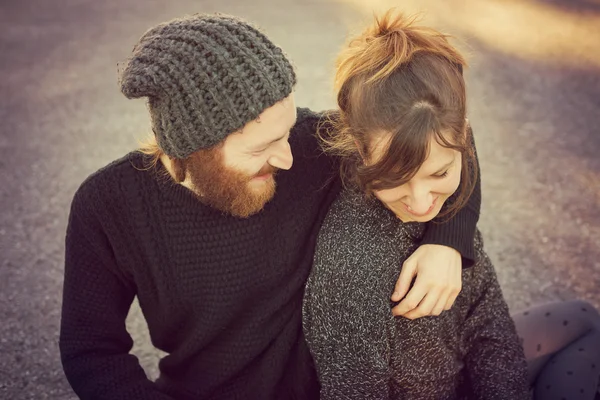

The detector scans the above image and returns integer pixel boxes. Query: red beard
[184,147,278,218]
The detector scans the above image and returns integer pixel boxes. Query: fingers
[403,289,444,320]
[392,283,428,317]
[393,285,460,319]
[444,287,461,311]
[432,292,451,316]
[444,275,462,310]
[391,260,417,302]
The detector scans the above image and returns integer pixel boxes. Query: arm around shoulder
[421,124,482,268]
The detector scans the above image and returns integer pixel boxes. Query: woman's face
[366,133,462,223]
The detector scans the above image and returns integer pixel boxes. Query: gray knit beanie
[119,13,297,159]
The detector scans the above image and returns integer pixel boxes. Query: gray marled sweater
[303,189,530,400]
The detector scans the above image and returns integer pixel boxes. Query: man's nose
[268,140,293,171]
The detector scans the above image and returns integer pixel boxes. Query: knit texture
[60,109,481,399]
[303,189,530,400]
[119,13,296,158]
[60,109,333,400]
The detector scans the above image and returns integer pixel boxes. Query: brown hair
[138,132,228,184]
[322,10,477,219]
[138,134,187,182]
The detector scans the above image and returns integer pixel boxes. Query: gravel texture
[0,0,598,398]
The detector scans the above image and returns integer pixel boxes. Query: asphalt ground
[1,0,599,398]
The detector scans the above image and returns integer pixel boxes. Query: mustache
[254,164,278,177]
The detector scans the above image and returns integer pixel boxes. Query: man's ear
[171,157,187,183]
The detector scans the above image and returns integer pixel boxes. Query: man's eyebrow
[432,159,455,175]
[252,131,290,150]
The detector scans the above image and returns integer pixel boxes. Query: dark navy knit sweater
[59,108,480,400]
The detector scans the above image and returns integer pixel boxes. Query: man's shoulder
[290,107,339,154]
[293,107,338,132]
[294,107,324,126]
[71,151,145,213]
[78,151,141,189]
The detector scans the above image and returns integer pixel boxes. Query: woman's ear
[354,138,367,165]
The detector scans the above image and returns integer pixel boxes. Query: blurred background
[1,0,599,398]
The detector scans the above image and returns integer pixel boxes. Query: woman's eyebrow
[431,158,455,175]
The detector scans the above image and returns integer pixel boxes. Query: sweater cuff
[421,208,478,268]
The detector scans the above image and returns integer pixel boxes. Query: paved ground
[1,0,598,398]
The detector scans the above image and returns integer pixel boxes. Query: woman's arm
[461,232,530,399]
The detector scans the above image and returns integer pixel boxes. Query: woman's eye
[434,170,449,178]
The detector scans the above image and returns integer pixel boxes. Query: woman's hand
[391,244,462,319]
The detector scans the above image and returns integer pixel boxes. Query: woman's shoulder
[322,190,379,232]
[316,190,414,258]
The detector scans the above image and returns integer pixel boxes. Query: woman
[302,10,600,400]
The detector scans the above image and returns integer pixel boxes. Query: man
[60,13,480,400]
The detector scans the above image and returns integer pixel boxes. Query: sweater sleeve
[421,124,481,267]
[461,231,530,399]
[59,187,175,400]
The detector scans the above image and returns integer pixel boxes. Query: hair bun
[373,11,413,36]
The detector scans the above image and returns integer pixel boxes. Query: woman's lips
[404,196,438,217]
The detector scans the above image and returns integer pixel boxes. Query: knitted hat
[119,13,297,159]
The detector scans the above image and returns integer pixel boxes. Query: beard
[184,147,278,218]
